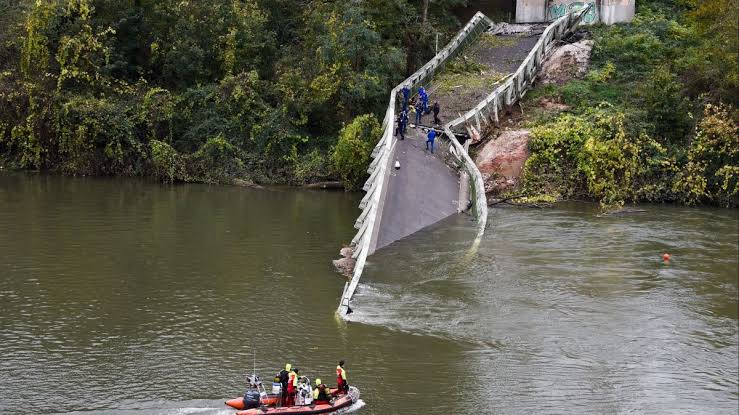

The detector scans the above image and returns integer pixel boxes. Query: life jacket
[336,365,346,384]
[287,371,297,391]
[313,384,329,401]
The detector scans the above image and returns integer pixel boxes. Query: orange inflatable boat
[233,386,359,415]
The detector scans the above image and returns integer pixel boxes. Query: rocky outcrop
[475,130,530,194]
[539,39,594,85]
[332,246,355,279]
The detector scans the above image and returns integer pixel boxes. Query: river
[1,174,737,414]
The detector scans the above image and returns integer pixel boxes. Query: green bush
[331,114,381,191]
[150,139,186,183]
[191,134,246,183]
[673,104,739,206]
[57,96,141,175]
[294,148,331,184]
[523,107,669,208]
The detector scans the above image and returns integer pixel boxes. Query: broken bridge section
[375,129,460,251]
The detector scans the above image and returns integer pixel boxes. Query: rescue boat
[234,386,360,415]
[225,389,342,410]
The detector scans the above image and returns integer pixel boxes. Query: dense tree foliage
[0,0,464,184]
[522,0,739,207]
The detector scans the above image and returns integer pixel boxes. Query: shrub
[150,139,186,182]
[191,134,246,183]
[331,114,381,191]
[523,107,668,208]
[673,104,739,206]
[294,148,331,184]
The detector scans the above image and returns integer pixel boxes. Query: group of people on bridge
[275,360,349,407]
[395,84,441,152]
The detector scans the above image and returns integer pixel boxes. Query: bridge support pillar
[516,0,635,24]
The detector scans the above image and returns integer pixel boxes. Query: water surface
[1,174,737,414]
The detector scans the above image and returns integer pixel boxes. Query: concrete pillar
[516,0,547,23]
[516,0,635,25]
[600,0,635,24]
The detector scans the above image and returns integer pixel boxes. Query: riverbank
[470,1,738,209]
[0,1,472,192]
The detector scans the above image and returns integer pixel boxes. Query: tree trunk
[422,0,429,26]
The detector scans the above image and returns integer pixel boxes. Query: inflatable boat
[226,389,344,410]
[234,386,360,415]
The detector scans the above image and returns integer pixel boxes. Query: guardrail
[337,12,494,316]
[441,4,592,246]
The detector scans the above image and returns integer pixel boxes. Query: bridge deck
[374,126,460,251]
[431,30,544,128]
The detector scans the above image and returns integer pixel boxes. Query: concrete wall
[516,0,547,23]
[600,0,635,25]
[516,0,635,24]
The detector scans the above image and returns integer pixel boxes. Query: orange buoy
[662,253,671,261]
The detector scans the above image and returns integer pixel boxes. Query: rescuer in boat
[287,367,300,406]
[313,378,331,403]
[278,363,291,406]
[242,375,262,410]
[336,360,349,393]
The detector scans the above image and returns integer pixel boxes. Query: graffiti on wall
[548,1,598,24]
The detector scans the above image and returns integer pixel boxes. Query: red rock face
[475,130,531,194]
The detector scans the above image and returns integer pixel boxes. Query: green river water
[1,174,737,414]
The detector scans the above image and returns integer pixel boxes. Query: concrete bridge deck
[374,127,460,251]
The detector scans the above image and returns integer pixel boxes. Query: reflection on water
[1,175,737,414]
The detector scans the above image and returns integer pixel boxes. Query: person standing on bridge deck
[419,87,429,114]
[394,112,405,140]
[336,360,349,393]
[401,84,410,111]
[433,101,441,125]
[400,108,409,135]
[426,129,437,154]
[414,100,423,127]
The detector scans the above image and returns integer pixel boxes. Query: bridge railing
[444,5,592,135]
[338,12,495,316]
[441,4,592,245]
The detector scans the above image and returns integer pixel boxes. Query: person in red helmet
[336,360,348,393]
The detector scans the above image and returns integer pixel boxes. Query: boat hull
[234,387,359,415]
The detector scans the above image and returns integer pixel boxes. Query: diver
[336,360,349,393]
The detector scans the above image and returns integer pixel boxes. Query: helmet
[285,363,291,371]
[294,368,300,373]
[339,360,345,366]
[315,378,321,386]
